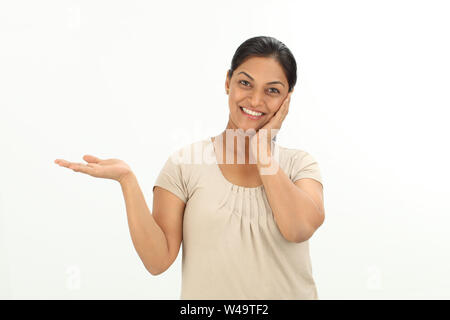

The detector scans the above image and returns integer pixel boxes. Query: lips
[239,106,265,115]
[239,106,265,120]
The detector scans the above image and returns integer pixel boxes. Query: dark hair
[228,36,297,92]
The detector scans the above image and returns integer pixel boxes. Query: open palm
[54,155,132,183]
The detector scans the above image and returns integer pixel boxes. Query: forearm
[257,156,322,243]
[119,172,169,274]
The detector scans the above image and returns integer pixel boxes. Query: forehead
[235,56,287,82]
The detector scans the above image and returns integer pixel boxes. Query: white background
[1,0,449,299]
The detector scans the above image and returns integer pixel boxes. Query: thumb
[83,154,101,163]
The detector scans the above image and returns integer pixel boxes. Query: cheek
[268,105,280,115]
[228,92,245,110]
[229,89,245,102]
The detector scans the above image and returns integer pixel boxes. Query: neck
[212,120,258,165]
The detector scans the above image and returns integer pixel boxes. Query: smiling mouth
[239,106,265,118]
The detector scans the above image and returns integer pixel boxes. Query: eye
[239,80,280,94]
[268,88,280,94]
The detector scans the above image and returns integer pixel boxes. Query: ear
[225,70,230,94]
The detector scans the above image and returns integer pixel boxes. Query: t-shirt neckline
[208,137,264,190]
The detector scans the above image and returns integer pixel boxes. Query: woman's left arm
[257,155,325,243]
[250,91,325,243]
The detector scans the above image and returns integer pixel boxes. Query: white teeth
[241,107,263,116]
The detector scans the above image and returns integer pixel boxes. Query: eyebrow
[238,71,285,87]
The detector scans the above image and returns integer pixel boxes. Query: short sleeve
[152,152,189,204]
[290,150,323,186]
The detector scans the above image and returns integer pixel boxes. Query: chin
[238,124,261,135]
[230,115,262,133]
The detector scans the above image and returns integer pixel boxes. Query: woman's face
[225,56,291,133]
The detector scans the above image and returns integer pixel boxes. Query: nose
[249,90,265,109]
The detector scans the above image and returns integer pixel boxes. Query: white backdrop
[1,0,449,299]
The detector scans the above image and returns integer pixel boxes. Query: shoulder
[275,144,315,164]
[275,144,322,182]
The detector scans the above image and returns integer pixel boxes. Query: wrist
[256,153,273,168]
[118,170,135,186]
[254,144,273,167]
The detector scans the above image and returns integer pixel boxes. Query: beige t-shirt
[152,137,323,300]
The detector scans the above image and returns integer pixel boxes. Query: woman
[54,36,325,300]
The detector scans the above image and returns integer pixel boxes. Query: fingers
[275,93,291,119]
[284,92,292,108]
[54,158,96,175]
[54,159,71,167]
[68,162,96,175]
[86,163,100,168]
[259,93,292,137]
[280,92,291,117]
[72,163,91,173]
[267,94,290,129]
[83,154,101,163]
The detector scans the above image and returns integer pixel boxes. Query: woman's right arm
[119,172,185,275]
[55,155,185,276]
